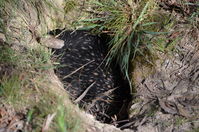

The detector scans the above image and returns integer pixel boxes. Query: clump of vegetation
[76,0,175,92]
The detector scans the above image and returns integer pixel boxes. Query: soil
[129,25,199,131]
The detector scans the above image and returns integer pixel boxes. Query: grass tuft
[0,75,22,104]
[76,0,174,93]
[0,45,19,64]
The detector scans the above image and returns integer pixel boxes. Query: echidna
[53,30,131,123]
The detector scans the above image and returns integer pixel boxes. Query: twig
[63,60,94,79]
[42,113,56,132]
[74,82,96,103]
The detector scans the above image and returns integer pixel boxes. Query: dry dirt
[130,25,199,131]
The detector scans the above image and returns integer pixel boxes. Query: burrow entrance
[52,29,132,126]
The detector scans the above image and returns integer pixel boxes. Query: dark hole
[16,129,23,132]
[51,30,132,127]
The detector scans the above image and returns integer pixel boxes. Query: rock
[40,35,64,49]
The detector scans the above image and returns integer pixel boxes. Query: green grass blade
[133,1,150,29]
[142,22,158,27]
[79,24,100,30]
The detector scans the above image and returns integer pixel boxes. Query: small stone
[41,35,64,49]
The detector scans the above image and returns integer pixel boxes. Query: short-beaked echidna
[53,30,130,123]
